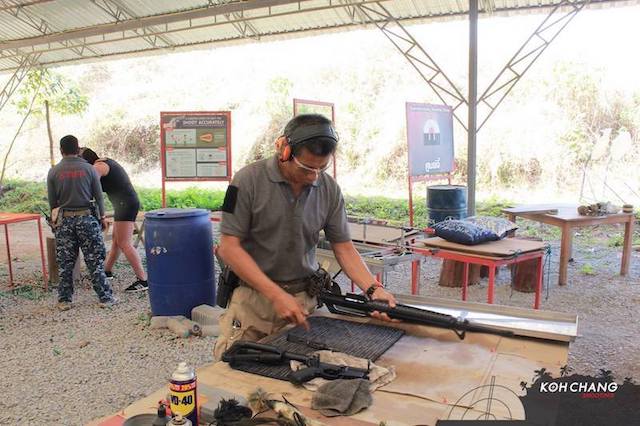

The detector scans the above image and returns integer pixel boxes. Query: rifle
[318,285,514,340]
[221,341,369,385]
[38,207,54,232]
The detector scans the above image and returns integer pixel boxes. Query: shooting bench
[318,220,424,294]
[411,237,547,309]
[90,297,576,426]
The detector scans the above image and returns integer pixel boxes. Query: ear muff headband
[280,124,338,162]
[287,124,338,145]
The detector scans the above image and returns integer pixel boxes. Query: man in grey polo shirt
[214,114,396,359]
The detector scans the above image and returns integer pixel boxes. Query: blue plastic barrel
[427,185,468,225]
[144,208,215,318]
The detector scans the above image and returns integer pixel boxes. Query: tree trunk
[46,100,55,167]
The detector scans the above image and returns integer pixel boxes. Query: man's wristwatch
[365,283,382,300]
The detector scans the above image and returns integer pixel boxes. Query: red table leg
[487,265,496,304]
[462,262,469,301]
[4,223,13,287]
[36,217,48,291]
[534,254,543,310]
[411,260,420,295]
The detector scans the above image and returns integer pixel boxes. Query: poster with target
[406,102,454,176]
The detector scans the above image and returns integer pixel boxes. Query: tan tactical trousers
[213,285,317,361]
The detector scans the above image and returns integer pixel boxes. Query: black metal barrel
[427,185,467,225]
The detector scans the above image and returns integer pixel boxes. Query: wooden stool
[46,236,82,285]
[439,260,481,287]
[509,236,543,293]
[511,259,539,293]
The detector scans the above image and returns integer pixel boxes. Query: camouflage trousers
[55,215,113,303]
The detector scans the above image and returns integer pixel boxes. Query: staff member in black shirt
[80,147,148,292]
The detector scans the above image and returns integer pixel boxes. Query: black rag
[311,378,372,417]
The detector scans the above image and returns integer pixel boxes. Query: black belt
[240,269,330,296]
[62,209,92,217]
[239,277,310,295]
[278,277,311,295]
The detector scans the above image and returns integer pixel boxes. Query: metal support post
[467,0,478,216]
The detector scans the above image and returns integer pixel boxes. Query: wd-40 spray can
[167,414,192,426]
[169,362,198,425]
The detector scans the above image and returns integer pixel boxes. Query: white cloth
[290,350,396,392]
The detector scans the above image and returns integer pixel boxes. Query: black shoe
[125,280,148,293]
[105,271,114,279]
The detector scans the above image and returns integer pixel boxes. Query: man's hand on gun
[369,286,401,323]
[270,290,310,331]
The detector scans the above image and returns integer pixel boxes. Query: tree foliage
[85,111,160,172]
[14,68,88,116]
[244,77,293,164]
[547,62,640,199]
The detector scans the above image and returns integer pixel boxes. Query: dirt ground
[0,220,638,424]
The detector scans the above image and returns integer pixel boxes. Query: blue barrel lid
[145,208,209,219]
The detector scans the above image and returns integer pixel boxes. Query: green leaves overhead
[13,68,88,117]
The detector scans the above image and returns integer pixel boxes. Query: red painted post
[487,266,496,304]
[535,254,543,309]
[36,217,48,290]
[462,262,469,301]
[411,259,420,295]
[4,224,13,287]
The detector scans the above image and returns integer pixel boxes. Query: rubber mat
[228,316,404,381]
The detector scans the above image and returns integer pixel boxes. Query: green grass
[0,179,113,213]
[518,222,562,240]
[476,195,513,217]
[0,179,514,227]
[0,285,47,301]
[136,312,151,327]
[0,180,49,213]
[580,263,597,275]
[607,234,624,247]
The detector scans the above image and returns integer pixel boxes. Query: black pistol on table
[221,341,369,385]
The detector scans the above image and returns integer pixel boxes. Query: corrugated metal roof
[0,0,636,73]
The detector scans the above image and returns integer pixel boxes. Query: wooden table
[502,204,635,286]
[0,212,48,289]
[90,308,571,426]
[412,237,547,309]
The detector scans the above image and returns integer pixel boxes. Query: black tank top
[98,158,137,201]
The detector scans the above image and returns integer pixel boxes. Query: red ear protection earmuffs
[276,136,291,162]
[275,124,338,163]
